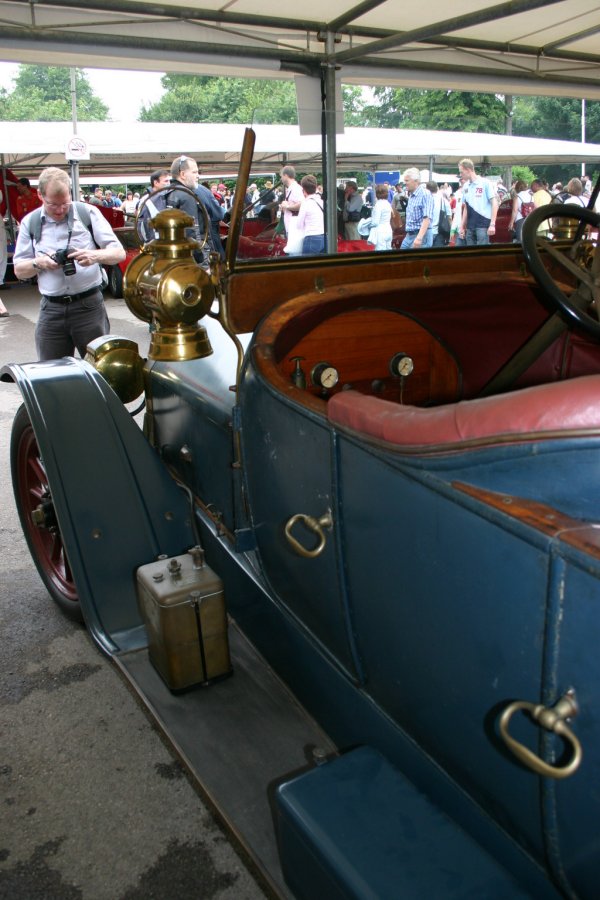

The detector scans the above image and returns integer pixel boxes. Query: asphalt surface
[0,282,269,900]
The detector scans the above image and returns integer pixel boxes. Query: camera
[52,248,76,277]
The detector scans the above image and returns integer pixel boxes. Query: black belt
[43,285,102,304]
[406,230,420,235]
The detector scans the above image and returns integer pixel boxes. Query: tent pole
[69,68,80,201]
[1,157,17,243]
[323,32,338,254]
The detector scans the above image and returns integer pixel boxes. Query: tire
[10,404,82,621]
[108,264,123,298]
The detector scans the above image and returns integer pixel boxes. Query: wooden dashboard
[278,308,460,405]
[252,287,462,411]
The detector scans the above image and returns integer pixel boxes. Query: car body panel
[4,357,195,654]
[7,150,600,897]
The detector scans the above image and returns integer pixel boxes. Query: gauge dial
[389,353,414,378]
[311,363,340,390]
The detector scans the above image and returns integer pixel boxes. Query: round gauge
[389,353,414,378]
[311,362,340,390]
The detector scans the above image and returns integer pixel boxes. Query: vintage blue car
[4,138,600,899]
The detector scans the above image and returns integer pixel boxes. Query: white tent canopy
[3,122,600,179]
[1,1,600,100]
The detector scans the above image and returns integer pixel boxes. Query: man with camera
[13,167,125,361]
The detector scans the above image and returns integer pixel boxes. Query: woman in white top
[369,183,393,251]
[508,180,534,243]
[297,175,325,255]
[122,191,138,216]
[428,180,451,247]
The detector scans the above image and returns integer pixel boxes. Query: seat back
[328,376,600,448]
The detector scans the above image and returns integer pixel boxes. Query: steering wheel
[133,185,210,251]
[521,203,600,338]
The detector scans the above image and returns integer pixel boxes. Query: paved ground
[0,283,269,900]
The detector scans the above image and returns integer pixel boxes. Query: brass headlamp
[123,208,216,361]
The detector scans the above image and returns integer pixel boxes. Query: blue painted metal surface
[7,299,600,897]
[233,348,600,897]
[5,358,195,654]
[276,746,533,900]
[194,505,561,898]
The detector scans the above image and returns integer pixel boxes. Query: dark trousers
[35,289,110,361]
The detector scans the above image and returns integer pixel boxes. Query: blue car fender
[3,357,195,655]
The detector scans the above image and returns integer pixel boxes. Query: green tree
[0,65,108,121]
[511,96,600,186]
[140,74,368,125]
[361,88,506,132]
[140,75,297,124]
[513,96,600,143]
[511,165,536,185]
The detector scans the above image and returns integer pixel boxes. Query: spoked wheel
[10,404,82,621]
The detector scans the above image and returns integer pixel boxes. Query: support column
[322,31,338,254]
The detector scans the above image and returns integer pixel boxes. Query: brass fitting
[123,208,216,361]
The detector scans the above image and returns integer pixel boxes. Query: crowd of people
[69,161,600,260]
[346,163,600,252]
[1,155,599,335]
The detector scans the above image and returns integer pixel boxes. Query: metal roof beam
[327,0,387,33]
[334,0,566,64]
[543,23,600,53]
[6,0,327,34]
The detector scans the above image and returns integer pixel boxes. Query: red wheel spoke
[48,532,61,564]
[63,553,73,583]
[28,454,47,489]
[14,412,80,614]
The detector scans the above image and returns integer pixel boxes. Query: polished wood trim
[454,482,600,559]
[226,243,575,334]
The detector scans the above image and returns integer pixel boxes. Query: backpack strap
[27,200,98,247]
[28,207,43,245]
[145,198,160,219]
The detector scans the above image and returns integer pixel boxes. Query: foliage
[140,74,367,125]
[512,96,600,143]
[360,88,507,133]
[140,75,294,124]
[0,65,108,121]
[511,96,600,185]
[511,165,537,186]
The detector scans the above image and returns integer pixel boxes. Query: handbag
[283,217,304,255]
[357,216,372,237]
[437,213,451,242]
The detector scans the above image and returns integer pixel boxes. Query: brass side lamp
[123,208,216,361]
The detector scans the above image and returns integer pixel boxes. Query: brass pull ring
[499,691,582,780]
[284,510,333,558]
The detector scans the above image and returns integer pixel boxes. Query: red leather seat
[328,376,600,447]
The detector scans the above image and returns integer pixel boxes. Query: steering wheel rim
[133,184,210,251]
[521,203,600,337]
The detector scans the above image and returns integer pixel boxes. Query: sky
[0,62,166,120]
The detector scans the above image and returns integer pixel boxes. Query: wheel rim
[16,422,78,603]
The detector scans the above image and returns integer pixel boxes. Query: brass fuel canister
[136,546,232,691]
